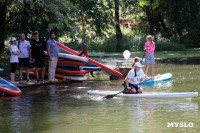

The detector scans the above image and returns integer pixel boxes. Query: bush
[154,41,186,51]
[59,27,186,52]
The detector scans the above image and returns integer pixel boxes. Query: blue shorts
[145,53,155,65]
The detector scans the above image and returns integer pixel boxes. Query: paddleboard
[56,42,123,78]
[0,77,22,96]
[87,90,198,99]
[44,59,85,66]
[63,75,88,81]
[44,51,88,62]
[140,73,173,85]
[79,66,101,71]
[23,71,88,81]
[56,68,89,75]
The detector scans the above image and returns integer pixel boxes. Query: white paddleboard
[44,51,88,62]
[87,90,198,99]
[64,76,88,81]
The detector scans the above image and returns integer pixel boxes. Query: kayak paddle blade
[103,91,123,99]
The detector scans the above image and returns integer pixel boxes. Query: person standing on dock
[17,33,32,84]
[47,31,59,82]
[9,37,20,83]
[31,31,46,83]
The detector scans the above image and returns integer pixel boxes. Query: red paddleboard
[23,72,88,81]
[56,42,123,78]
[44,59,85,66]
[0,77,22,96]
[55,68,89,75]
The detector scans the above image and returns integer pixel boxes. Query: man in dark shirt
[31,31,46,82]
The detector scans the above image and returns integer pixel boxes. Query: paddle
[103,90,124,99]
[140,53,145,66]
[139,78,152,84]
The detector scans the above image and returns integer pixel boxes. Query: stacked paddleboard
[25,42,123,81]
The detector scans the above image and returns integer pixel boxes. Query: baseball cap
[11,37,16,41]
[135,62,141,67]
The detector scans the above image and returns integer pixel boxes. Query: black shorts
[11,63,18,73]
[33,59,45,68]
[19,58,29,67]
[123,81,141,91]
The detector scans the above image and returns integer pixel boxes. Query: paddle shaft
[140,53,145,66]
[113,91,123,96]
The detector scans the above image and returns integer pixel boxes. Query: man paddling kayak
[123,62,147,94]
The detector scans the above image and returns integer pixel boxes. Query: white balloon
[123,50,131,59]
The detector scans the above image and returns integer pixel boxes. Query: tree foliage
[0,0,200,53]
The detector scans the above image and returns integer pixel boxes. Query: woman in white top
[9,37,20,82]
[124,62,146,94]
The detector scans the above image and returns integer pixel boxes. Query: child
[132,57,140,67]
[144,35,155,79]
[9,37,20,82]
[124,62,146,94]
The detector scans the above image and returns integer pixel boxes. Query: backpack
[17,41,20,49]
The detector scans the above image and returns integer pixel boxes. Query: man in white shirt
[17,33,32,84]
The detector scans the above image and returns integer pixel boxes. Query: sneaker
[53,79,58,82]
[37,79,40,83]
[19,78,23,84]
[27,78,32,82]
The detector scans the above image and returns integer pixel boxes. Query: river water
[0,57,200,133]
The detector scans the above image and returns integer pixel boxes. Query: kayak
[0,77,22,96]
[44,51,88,62]
[87,90,198,99]
[56,42,123,78]
[140,73,173,85]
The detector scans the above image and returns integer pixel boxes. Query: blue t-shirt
[47,39,58,57]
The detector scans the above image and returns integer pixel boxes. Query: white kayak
[87,90,198,99]
[44,51,88,62]
[140,73,173,85]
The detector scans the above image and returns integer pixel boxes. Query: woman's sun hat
[146,35,153,39]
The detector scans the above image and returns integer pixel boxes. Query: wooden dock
[14,79,69,88]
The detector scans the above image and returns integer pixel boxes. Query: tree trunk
[114,0,123,50]
[145,6,154,36]
[178,30,184,43]
[158,13,168,32]
[157,13,171,38]
[0,2,7,53]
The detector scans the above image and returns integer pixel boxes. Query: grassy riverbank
[88,48,200,59]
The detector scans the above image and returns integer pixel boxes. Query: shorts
[19,58,29,67]
[123,81,141,93]
[145,53,155,65]
[10,63,18,73]
[33,59,45,68]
